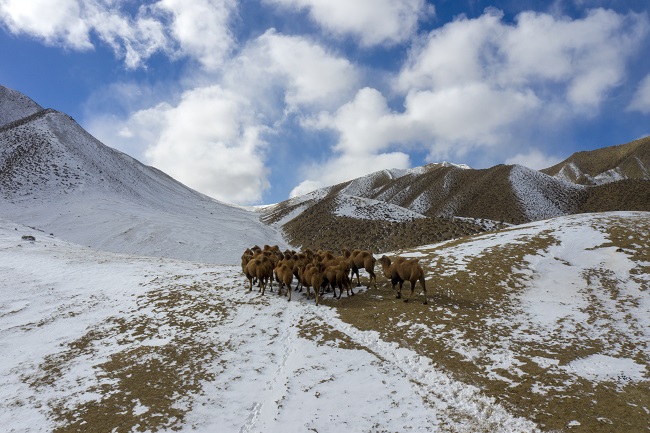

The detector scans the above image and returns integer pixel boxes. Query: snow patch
[563,354,646,383]
[509,165,582,221]
[334,195,426,222]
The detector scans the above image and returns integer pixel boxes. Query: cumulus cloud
[0,0,92,49]
[141,86,270,204]
[292,8,649,194]
[263,0,433,46]
[326,8,646,160]
[0,0,236,69]
[307,88,404,155]
[89,31,363,204]
[152,0,236,69]
[505,149,561,170]
[289,151,410,198]
[222,29,361,112]
[628,74,650,114]
[399,8,648,112]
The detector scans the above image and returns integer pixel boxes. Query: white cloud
[307,82,540,170]
[223,30,361,112]
[307,87,404,155]
[88,31,362,204]
[505,149,561,170]
[397,9,504,91]
[399,8,648,113]
[0,0,92,49]
[263,0,433,46]
[153,0,236,69]
[142,86,270,204]
[0,0,237,69]
[628,74,650,114]
[289,151,410,197]
[402,84,540,148]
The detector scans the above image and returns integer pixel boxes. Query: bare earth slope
[542,135,650,184]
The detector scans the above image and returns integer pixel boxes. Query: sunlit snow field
[1,211,649,432]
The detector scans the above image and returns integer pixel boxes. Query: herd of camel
[241,245,428,305]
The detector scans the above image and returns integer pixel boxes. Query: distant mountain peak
[423,161,472,170]
[0,85,43,128]
[542,135,650,185]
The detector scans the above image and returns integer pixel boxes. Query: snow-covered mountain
[262,138,650,253]
[0,86,286,264]
[0,85,43,127]
[2,83,648,262]
[261,162,580,252]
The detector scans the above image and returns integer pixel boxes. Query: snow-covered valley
[1,212,648,432]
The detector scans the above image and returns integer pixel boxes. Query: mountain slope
[264,136,650,253]
[0,85,42,127]
[542,135,650,184]
[336,210,650,433]
[0,94,286,264]
[262,162,584,252]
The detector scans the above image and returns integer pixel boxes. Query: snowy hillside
[333,194,427,222]
[509,164,584,221]
[542,135,650,185]
[1,211,648,432]
[0,107,286,264]
[0,85,42,127]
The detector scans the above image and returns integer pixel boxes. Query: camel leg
[352,268,361,287]
[405,280,416,303]
[367,270,377,289]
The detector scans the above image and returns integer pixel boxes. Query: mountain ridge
[262,139,649,252]
[0,85,43,127]
[541,135,650,184]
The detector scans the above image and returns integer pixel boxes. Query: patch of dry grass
[24,277,233,432]
[331,216,650,432]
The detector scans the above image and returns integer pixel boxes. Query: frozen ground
[1,211,649,432]
[0,218,536,432]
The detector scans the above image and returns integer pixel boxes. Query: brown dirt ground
[324,216,650,433]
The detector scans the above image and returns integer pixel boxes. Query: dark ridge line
[0,108,59,134]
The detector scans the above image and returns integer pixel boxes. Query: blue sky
[1,0,649,205]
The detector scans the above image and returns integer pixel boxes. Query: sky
[1,0,650,205]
